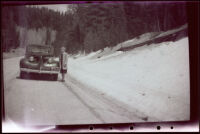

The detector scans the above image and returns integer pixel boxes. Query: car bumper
[20,68,59,74]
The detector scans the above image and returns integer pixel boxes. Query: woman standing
[60,47,68,82]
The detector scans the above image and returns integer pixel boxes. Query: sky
[35,4,69,13]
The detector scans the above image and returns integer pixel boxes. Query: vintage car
[20,44,60,80]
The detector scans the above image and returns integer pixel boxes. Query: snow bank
[156,24,187,38]
[68,37,190,122]
[3,48,25,59]
[91,24,187,59]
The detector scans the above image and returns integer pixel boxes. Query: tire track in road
[62,82,106,123]
[65,74,159,122]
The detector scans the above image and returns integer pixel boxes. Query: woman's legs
[62,73,65,82]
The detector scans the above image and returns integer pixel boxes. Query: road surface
[3,57,151,125]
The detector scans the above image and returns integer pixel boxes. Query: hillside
[68,34,190,121]
[2,2,187,55]
[90,24,187,59]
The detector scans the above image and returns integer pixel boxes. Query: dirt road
[3,57,151,125]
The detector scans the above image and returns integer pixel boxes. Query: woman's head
[61,47,66,53]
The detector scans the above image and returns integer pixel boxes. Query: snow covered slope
[91,24,187,59]
[68,37,190,122]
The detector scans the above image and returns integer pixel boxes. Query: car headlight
[48,58,53,63]
[44,63,57,67]
[29,56,34,62]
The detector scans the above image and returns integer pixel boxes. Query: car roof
[27,44,52,47]
[26,44,54,56]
